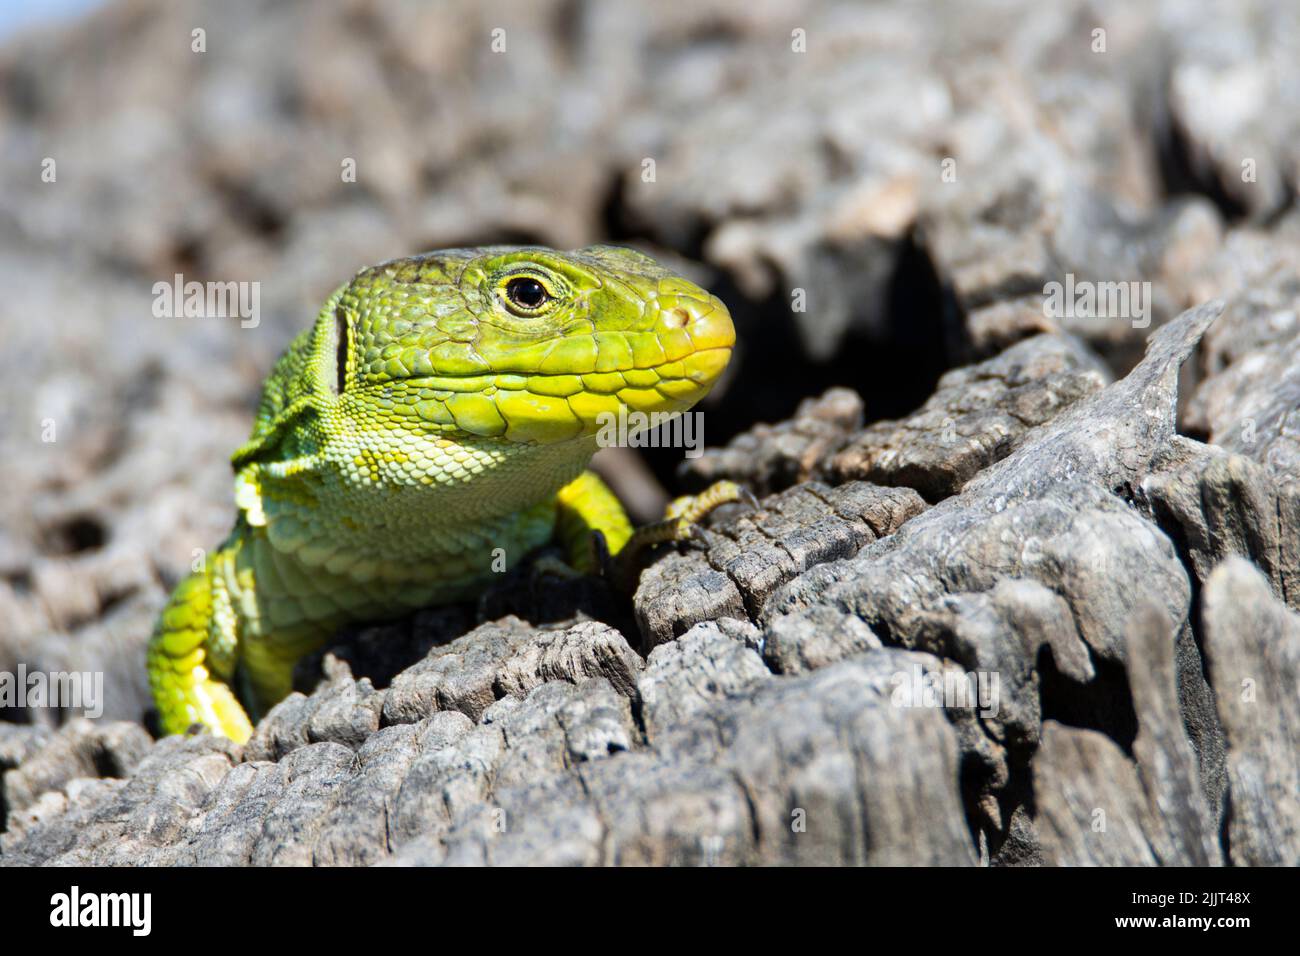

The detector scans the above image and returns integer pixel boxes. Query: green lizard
[147,245,736,743]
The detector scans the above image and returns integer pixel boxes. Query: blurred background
[1,0,1297,724]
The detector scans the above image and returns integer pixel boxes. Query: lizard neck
[242,432,599,573]
[321,431,601,527]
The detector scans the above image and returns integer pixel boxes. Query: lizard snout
[652,288,734,397]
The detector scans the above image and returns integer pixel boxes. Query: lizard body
[148,245,734,741]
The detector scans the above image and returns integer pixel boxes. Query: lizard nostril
[664,308,691,329]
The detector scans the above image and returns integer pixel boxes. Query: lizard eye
[503,276,551,313]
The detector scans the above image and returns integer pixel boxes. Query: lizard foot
[609,480,751,591]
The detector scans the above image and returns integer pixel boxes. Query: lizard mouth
[398,296,735,443]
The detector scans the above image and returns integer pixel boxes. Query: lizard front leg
[148,530,339,741]
[553,470,635,574]
[554,472,746,588]
[146,544,254,743]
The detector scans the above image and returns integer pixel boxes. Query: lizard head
[331,245,734,444]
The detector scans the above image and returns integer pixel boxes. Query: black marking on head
[335,306,350,395]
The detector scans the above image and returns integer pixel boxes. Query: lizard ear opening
[334,307,350,395]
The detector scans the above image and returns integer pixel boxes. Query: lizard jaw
[388,292,734,445]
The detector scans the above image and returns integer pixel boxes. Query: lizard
[147,245,738,743]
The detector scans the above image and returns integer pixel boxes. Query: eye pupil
[506,277,548,310]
